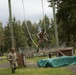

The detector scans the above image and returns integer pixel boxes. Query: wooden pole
[51,0,59,48]
[8,0,14,48]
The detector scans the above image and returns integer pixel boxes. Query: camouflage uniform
[8,49,18,73]
[37,30,48,52]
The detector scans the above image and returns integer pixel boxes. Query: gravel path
[0,62,10,68]
[0,62,38,68]
[0,62,76,74]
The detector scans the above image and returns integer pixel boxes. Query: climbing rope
[22,0,38,48]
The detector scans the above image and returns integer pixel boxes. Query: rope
[41,0,46,32]
[22,0,38,48]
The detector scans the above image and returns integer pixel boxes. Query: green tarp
[37,56,76,67]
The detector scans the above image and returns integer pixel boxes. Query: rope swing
[22,0,38,48]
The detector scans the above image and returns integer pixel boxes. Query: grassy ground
[0,67,75,75]
[26,56,48,63]
[0,60,8,64]
[0,56,76,75]
[0,56,8,64]
[0,49,76,75]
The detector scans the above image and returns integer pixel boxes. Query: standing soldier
[7,48,18,73]
[37,29,48,52]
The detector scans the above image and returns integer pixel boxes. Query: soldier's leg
[37,39,43,52]
[14,62,18,70]
[44,38,48,48]
[11,64,15,73]
[12,63,18,73]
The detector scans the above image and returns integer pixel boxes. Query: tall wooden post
[8,0,14,48]
[48,0,59,48]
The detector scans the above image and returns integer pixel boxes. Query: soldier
[7,48,18,73]
[37,29,48,52]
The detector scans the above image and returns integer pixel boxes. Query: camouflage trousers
[10,62,18,73]
[37,38,48,52]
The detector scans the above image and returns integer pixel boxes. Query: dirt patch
[66,65,76,73]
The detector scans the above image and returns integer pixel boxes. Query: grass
[26,56,48,63]
[0,60,8,64]
[0,56,76,75]
[0,67,75,75]
[0,50,76,75]
[0,56,8,64]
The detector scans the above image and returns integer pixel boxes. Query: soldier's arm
[16,54,18,61]
[7,53,12,61]
[37,32,40,39]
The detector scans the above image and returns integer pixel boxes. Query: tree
[0,22,5,55]
[4,23,11,52]
[12,17,28,49]
[48,0,76,47]
[56,0,76,46]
